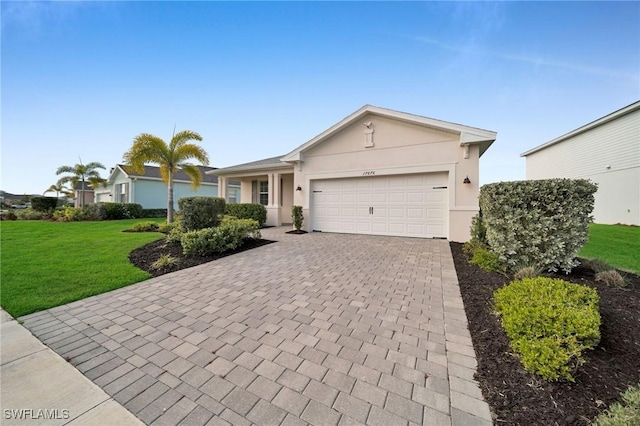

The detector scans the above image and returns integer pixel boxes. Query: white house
[211,105,497,242]
[521,101,640,225]
[95,165,241,211]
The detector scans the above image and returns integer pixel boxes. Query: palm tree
[43,183,73,199]
[56,161,107,207]
[123,130,209,223]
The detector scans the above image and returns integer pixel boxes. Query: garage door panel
[312,173,447,238]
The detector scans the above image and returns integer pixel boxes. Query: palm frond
[56,165,76,175]
[179,164,203,189]
[174,143,210,166]
[123,133,169,173]
[170,130,203,152]
[84,162,106,171]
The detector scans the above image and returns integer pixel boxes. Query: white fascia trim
[521,100,640,157]
[210,164,293,176]
[282,105,497,162]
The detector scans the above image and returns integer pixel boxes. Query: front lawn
[0,219,164,317]
[579,224,640,273]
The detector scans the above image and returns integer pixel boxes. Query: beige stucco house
[210,105,497,242]
[522,101,639,225]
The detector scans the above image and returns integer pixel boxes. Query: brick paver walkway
[20,228,492,425]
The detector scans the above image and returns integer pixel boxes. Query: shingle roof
[118,164,222,184]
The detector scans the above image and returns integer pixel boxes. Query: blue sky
[2,1,638,195]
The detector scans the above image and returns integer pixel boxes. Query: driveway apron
[19,228,492,425]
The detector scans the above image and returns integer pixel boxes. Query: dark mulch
[285,230,308,234]
[450,242,640,425]
[129,238,275,277]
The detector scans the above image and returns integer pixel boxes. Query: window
[252,180,269,205]
[228,188,238,204]
[118,183,128,203]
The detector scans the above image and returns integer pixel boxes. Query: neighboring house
[95,165,241,211]
[211,105,497,242]
[74,182,95,208]
[521,101,640,226]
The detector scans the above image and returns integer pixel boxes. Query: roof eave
[521,100,640,157]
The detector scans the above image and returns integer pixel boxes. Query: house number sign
[362,171,376,176]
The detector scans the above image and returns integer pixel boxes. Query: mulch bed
[129,238,275,277]
[450,242,640,425]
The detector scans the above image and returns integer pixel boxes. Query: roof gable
[281,105,497,161]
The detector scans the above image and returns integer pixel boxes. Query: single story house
[210,105,497,242]
[95,165,241,210]
[521,101,640,226]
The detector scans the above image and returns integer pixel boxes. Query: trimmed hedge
[53,204,107,221]
[225,203,267,228]
[30,196,58,212]
[181,218,261,257]
[141,208,167,218]
[292,205,304,231]
[494,277,600,381]
[179,197,226,231]
[101,202,143,220]
[479,179,597,273]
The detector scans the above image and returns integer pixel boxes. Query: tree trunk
[80,178,85,207]
[167,175,174,223]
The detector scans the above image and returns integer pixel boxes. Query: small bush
[292,205,304,231]
[584,258,613,274]
[158,221,178,234]
[53,204,107,221]
[30,196,58,212]
[225,203,267,227]
[151,254,178,270]
[494,277,601,381]
[166,221,185,243]
[462,239,487,257]
[179,197,226,231]
[595,270,627,288]
[470,247,506,274]
[15,208,52,221]
[181,218,260,257]
[141,208,167,218]
[513,265,543,280]
[593,384,640,426]
[101,203,143,220]
[128,221,160,233]
[470,212,487,244]
[1,211,17,220]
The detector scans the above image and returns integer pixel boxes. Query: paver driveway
[20,228,492,426]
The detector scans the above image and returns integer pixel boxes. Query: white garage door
[311,173,448,238]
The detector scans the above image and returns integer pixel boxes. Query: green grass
[579,224,640,274]
[1,219,165,318]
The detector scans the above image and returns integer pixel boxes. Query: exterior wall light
[296,185,302,191]
[463,176,471,184]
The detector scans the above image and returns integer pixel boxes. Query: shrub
[292,205,304,231]
[470,247,506,274]
[179,197,226,231]
[15,208,52,221]
[595,270,626,288]
[141,208,167,218]
[166,221,185,243]
[593,384,640,426]
[225,203,267,227]
[53,204,107,221]
[494,277,601,381]
[129,221,160,233]
[470,212,487,244]
[584,258,613,274]
[101,203,143,220]
[479,179,597,273]
[1,211,17,221]
[181,218,260,257]
[462,239,487,257]
[513,265,542,281]
[158,221,178,234]
[30,196,58,212]
[151,254,178,270]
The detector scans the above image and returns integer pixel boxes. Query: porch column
[266,172,282,227]
[218,176,227,200]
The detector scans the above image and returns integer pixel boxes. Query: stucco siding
[525,107,639,225]
[132,179,218,210]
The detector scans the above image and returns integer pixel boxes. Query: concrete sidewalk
[0,309,142,425]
